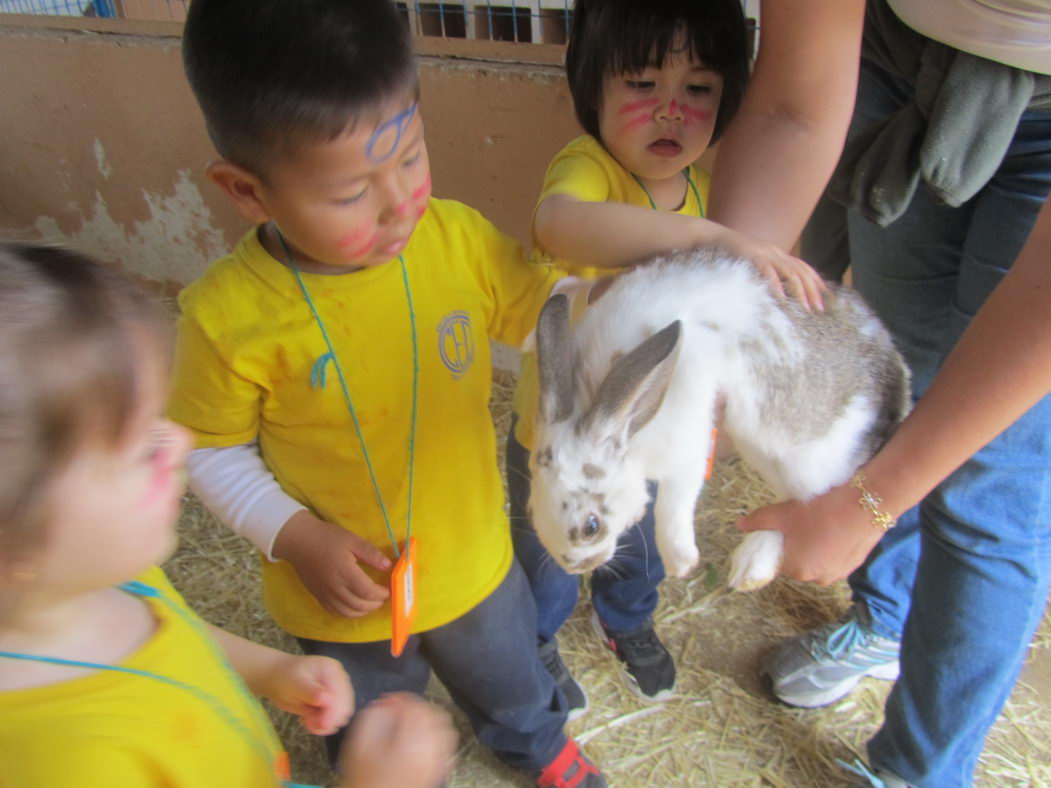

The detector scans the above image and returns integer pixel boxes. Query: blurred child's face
[256,97,433,273]
[38,349,192,594]
[598,44,723,188]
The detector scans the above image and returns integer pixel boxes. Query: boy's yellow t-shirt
[514,134,711,448]
[0,567,284,788]
[170,198,561,643]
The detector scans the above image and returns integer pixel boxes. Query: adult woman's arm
[706,0,866,250]
[739,198,1051,583]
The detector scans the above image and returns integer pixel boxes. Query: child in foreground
[508,0,826,715]
[172,0,604,785]
[0,242,455,788]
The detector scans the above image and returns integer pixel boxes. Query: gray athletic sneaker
[763,601,900,708]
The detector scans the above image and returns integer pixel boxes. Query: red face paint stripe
[622,113,652,132]
[337,229,379,257]
[682,105,712,126]
[410,175,432,202]
[617,98,659,115]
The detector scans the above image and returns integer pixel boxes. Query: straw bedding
[165,369,1051,787]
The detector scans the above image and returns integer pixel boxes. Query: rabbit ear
[582,320,682,441]
[536,294,575,424]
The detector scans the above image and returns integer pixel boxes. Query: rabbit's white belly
[730,389,879,501]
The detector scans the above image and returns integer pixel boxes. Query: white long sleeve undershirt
[186,443,305,561]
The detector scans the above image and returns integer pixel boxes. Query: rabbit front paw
[658,533,700,578]
[727,530,783,591]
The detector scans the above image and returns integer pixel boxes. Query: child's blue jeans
[804,55,1051,787]
[505,416,665,641]
[297,558,568,773]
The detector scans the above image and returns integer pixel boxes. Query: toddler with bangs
[171,0,606,786]
[507,0,825,715]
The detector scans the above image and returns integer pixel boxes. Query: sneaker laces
[611,627,665,663]
[809,606,879,661]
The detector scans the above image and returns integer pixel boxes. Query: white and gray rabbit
[528,247,910,590]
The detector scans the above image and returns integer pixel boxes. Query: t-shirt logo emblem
[438,310,474,379]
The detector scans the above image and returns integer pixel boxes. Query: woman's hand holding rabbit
[736,484,886,586]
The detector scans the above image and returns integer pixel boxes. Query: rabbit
[528,247,910,590]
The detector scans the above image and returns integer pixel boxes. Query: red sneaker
[535,738,606,788]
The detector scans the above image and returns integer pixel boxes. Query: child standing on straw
[0,242,455,788]
[507,0,825,716]
[170,0,605,785]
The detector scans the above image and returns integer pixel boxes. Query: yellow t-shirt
[0,567,284,788]
[170,198,561,642]
[514,135,711,448]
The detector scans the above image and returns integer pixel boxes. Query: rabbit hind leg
[724,412,870,591]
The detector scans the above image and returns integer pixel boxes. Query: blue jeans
[506,417,665,640]
[803,57,1051,787]
[298,559,567,773]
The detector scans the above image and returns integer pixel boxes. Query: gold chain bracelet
[850,471,897,532]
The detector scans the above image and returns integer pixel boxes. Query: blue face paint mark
[366,104,418,163]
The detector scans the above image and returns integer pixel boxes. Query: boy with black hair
[171,1,604,785]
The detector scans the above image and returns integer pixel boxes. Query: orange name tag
[390,537,417,657]
[705,427,718,480]
[274,752,291,781]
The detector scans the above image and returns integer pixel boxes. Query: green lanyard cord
[632,168,705,217]
[0,581,300,784]
[275,229,418,558]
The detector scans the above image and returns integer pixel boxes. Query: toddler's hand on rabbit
[709,226,826,311]
[273,511,391,617]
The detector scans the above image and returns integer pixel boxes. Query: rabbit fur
[529,247,910,590]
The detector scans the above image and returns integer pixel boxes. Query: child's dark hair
[0,243,169,558]
[182,0,418,175]
[566,0,750,144]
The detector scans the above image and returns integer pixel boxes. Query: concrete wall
[0,16,579,296]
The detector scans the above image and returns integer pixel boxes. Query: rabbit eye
[583,514,601,538]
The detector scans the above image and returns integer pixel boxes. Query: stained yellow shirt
[515,135,711,448]
[170,198,561,642]
[0,567,283,788]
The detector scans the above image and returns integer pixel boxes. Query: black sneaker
[591,611,676,701]
[539,637,590,721]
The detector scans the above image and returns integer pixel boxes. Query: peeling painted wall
[0,21,579,300]
[32,168,229,288]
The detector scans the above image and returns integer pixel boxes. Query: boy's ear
[206,160,273,224]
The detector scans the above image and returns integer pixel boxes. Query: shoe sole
[567,699,590,723]
[768,660,900,708]
[564,675,590,723]
[589,611,677,703]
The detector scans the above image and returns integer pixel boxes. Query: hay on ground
[165,369,1051,787]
